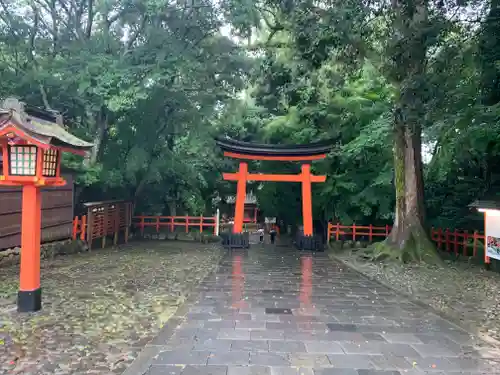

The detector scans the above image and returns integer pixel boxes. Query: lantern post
[0,98,93,312]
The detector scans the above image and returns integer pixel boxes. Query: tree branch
[85,0,94,38]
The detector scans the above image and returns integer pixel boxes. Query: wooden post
[233,162,248,234]
[156,216,160,233]
[102,205,108,249]
[185,216,189,233]
[170,216,174,232]
[1,140,8,177]
[369,224,373,243]
[336,223,340,241]
[18,185,42,312]
[462,231,467,256]
[140,216,145,236]
[81,215,87,241]
[87,208,94,251]
[445,228,450,252]
[72,216,78,240]
[437,228,442,249]
[352,223,356,242]
[113,207,120,246]
[453,229,458,255]
[301,163,313,236]
[385,224,389,238]
[124,204,130,244]
[200,216,203,233]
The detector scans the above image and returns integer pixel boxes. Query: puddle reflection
[231,254,247,309]
[300,255,313,307]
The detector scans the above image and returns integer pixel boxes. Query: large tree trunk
[478,0,500,106]
[167,201,177,216]
[384,115,441,263]
[88,107,108,164]
[377,0,442,264]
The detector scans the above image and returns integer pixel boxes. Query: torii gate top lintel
[216,137,333,236]
[215,137,332,161]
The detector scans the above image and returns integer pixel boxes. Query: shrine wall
[0,173,74,250]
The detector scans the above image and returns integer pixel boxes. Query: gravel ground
[0,240,224,375]
[331,246,500,344]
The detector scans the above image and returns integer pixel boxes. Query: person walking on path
[269,227,277,244]
[257,226,265,244]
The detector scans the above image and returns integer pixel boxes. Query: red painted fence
[132,215,217,236]
[328,223,486,257]
[327,223,392,242]
[72,215,87,241]
[430,227,485,258]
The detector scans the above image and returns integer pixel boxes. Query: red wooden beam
[224,151,327,162]
[223,172,326,183]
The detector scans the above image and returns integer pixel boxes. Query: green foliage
[0,0,251,215]
[1,0,499,235]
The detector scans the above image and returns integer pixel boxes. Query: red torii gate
[216,137,332,250]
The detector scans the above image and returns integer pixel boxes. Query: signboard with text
[486,211,500,261]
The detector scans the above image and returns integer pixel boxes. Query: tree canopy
[1,0,499,260]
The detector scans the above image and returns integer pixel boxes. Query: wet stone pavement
[131,245,500,375]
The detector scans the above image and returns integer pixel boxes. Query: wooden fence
[327,223,486,258]
[0,173,74,250]
[132,215,218,236]
[80,200,133,250]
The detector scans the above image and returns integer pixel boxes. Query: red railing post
[437,228,442,249]
[463,230,468,256]
[385,225,389,238]
[80,215,87,241]
[185,216,189,233]
[170,217,174,232]
[336,223,340,241]
[200,216,203,233]
[140,216,145,236]
[72,216,78,240]
[352,223,356,242]
[453,229,458,255]
[445,228,450,252]
[369,224,373,243]
[156,216,160,233]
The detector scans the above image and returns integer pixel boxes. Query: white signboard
[485,210,500,261]
[265,217,276,224]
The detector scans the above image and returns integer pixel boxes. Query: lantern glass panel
[42,149,58,177]
[9,145,37,176]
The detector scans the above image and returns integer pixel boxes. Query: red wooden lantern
[0,97,93,312]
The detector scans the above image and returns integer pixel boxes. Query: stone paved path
[127,245,500,375]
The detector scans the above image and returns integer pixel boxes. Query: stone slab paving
[126,245,500,375]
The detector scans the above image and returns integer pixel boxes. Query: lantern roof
[0,97,93,153]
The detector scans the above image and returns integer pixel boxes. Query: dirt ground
[0,240,224,375]
[332,246,500,345]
